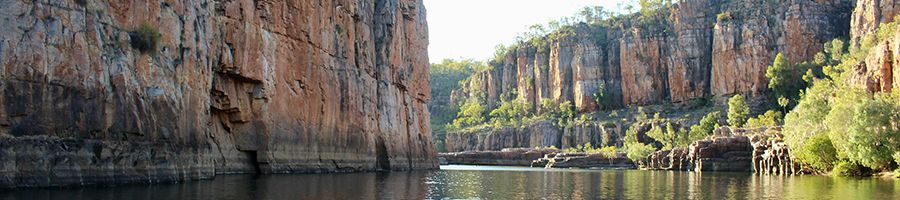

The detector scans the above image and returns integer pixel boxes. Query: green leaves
[727,95,750,128]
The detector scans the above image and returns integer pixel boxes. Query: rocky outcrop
[847,29,900,93]
[646,148,691,170]
[531,152,634,168]
[851,0,900,47]
[453,0,853,112]
[644,127,757,172]
[750,129,806,175]
[711,0,852,98]
[444,120,623,152]
[438,148,558,166]
[0,0,436,188]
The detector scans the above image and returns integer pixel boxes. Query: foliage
[688,111,720,139]
[489,98,533,126]
[783,79,836,171]
[647,121,705,150]
[130,23,162,54]
[449,98,486,129]
[599,146,619,157]
[430,59,487,150]
[794,133,838,172]
[592,83,614,111]
[727,95,750,128]
[556,101,577,127]
[825,90,900,170]
[716,11,733,22]
[745,110,783,128]
[625,142,657,165]
[831,160,872,177]
[766,53,824,101]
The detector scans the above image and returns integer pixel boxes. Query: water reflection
[1,165,898,200]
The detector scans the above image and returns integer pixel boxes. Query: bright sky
[424,0,628,62]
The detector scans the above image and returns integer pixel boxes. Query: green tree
[599,146,619,163]
[689,111,720,139]
[592,83,613,111]
[826,90,900,170]
[489,98,532,126]
[745,110,783,128]
[727,95,750,127]
[777,96,790,113]
[450,98,486,129]
[783,80,836,172]
[625,143,657,166]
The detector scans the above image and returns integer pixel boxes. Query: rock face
[847,29,900,93]
[644,127,758,172]
[438,148,558,166]
[453,0,853,112]
[646,148,691,171]
[851,0,900,47]
[0,0,437,188]
[531,152,635,168]
[749,128,806,175]
[444,120,623,152]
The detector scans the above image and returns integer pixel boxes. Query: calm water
[2,165,899,200]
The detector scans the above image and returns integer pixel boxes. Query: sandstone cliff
[453,0,852,112]
[443,0,853,153]
[0,0,436,188]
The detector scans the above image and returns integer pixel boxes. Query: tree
[727,95,750,128]
[826,90,900,170]
[745,110,783,128]
[592,83,612,111]
[783,80,836,172]
[778,96,790,113]
[689,111,720,139]
[450,98,486,129]
[599,146,619,163]
[625,143,657,166]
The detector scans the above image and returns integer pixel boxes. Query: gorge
[433,0,900,176]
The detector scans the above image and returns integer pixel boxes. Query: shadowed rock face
[0,0,436,188]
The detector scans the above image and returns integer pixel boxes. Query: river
[2,165,898,199]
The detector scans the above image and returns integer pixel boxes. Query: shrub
[716,12,732,22]
[625,142,657,165]
[592,83,613,110]
[831,160,872,177]
[745,110,782,128]
[794,133,838,172]
[826,90,900,170]
[130,23,162,54]
[449,98,486,129]
[727,95,750,127]
[688,111,719,139]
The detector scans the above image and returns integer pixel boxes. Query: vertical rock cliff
[453,0,853,112]
[445,0,854,152]
[0,0,436,188]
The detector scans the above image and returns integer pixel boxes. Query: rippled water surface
[2,165,899,199]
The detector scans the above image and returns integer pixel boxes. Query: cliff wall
[0,0,436,188]
[453,0,853,111]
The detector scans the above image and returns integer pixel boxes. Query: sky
[424,0,628,62]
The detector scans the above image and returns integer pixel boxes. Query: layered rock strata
[0,0,437,188]
[452,0,853,112]
[444,120,623,152]
[531,152,635,169]
[438,148,558,166]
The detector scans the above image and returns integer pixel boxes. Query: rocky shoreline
[441,127,804,174]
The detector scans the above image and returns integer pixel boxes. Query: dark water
[2,165,899,200]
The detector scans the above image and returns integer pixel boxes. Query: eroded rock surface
[0,0,436,188]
